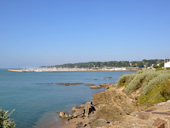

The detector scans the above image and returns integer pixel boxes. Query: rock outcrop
[58,82,170,128]
[56,111,70,119]
[58,83,139,128]
[89,84,137,127]
[103,77,112,80]
[89,83,112,89]
[84,84,95,86]
[57,70,170,128]
[90,86,101,89]
[99,83,111,88]
[106,100,170,128]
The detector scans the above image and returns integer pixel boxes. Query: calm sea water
[0,69,134,128]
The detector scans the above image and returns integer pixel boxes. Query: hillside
[43,59,167,68]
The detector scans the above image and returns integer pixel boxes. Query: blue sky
[0,0,170,68]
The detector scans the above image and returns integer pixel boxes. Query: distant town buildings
[164,60,170,68]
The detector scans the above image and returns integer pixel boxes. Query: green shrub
[0,109,16,128]
[124,72,147,93]
[138,81,170,107]
[142,73,170,95]
[117,74,135,87]
[166,67,170,70]
[117,70,170,107]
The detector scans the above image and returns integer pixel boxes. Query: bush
[117,70,170,107]
[0,109,16,128]
[142,72,170,95]
[166,67,170,70]
[124,72,147,93]
[117,74,135,87]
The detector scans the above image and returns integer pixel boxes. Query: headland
[55,70,170,128]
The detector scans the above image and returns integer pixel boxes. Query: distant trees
[0,109,16,128]
[47,59,168,69]
[53,61,131,68]
[131,59,166,68]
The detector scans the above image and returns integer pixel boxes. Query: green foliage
[166,67,170,70]
[117,70,145,88]
[52,61,131,68]
[142,71,170,95]
[117,70,170,107]
[138,81,170,107]
[0,109,16,128]
[117,74,135,87]
[124,72,147,93]
[41,59,169,69]
[155,68,163,71]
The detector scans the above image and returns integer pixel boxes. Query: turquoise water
[0,69,134,128]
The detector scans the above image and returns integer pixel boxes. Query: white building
[165,61,170,68]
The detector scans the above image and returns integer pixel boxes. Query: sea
[0,69,135,128]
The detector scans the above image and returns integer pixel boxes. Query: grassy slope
[117,70,170,107]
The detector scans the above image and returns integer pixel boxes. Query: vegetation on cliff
[117,70,170,107]
[0,109,16,128]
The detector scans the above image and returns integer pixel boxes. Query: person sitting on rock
[89,102,96,114]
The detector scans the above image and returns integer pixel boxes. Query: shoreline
[8,69,137,73]
[44,119,67,128]
[52,70,170,128]
[49,83,113,128]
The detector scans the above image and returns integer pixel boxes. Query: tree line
[42,59,169,68]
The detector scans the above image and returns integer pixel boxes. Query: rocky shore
[57,83,170,128]
[57,82,111,89]
[56,70,170,128]
[57,83,137,128]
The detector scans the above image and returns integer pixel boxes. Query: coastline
[52,70,170,128]
[2,70,133,128]
[50,83,113,128]
[8,69,137,73]
[8,67,138,73]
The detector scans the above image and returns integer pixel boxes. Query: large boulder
[90,119,107,128]
[84,102,91,117]
[95,105,125,122]
[91,86,136,127]
[72,106,85,118]
[93,92,107,105]
[56,111,69,119]
[99,83,110,88]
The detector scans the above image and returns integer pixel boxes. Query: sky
[0,0,170,68]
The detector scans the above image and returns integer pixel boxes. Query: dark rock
[152,112,170,116]
[104,77,112,80]
[84,84,95,86]
[145,107,157,112]
[57,83,84,86]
